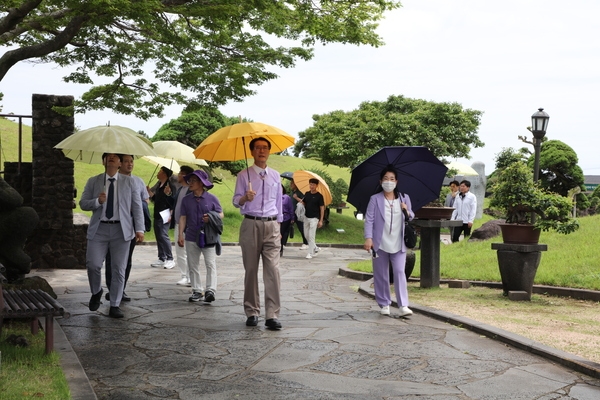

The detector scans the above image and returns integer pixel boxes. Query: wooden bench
[0,266,70,354]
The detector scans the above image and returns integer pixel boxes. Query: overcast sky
[2,0,600,175]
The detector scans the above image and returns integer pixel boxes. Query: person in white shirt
[451,180,477,243]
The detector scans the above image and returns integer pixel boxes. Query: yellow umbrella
[193,122,295,162]
[152,140,208,166]
[293,170,332,206]
[54,125,156,164]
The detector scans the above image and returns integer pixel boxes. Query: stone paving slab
[36,244,600,399]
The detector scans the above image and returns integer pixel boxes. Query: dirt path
[407,283,600,364]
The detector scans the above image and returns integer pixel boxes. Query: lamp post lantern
[531,108,549,183]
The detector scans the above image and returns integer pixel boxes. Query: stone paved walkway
[37,244,600,399]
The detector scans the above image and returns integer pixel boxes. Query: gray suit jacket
[80,173,144,241]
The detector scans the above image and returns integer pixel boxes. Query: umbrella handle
[248,182,252,191]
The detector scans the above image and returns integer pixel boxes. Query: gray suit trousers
[87,223,130,306]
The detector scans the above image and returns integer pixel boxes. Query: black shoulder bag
[402,201,417,249]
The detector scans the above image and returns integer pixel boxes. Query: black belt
[101,220,120,224]
[244,215,277,221]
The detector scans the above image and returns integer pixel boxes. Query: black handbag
[403,209,417,249]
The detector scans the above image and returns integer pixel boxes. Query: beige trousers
[239,218,281,319]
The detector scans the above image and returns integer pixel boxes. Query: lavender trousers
[373,249,409,308]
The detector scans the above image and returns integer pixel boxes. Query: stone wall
[21,94,88,269]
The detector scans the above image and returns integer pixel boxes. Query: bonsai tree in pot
[489,161,579,299]
[490,161,579,239]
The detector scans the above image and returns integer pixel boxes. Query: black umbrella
[347,146,448,214]
[280,171,294,180]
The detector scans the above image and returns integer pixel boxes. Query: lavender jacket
[364,192,414,253]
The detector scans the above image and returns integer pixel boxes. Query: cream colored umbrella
[142,156,181,172]
[152,140,208,166]
[446,161,479,176]
[54,125,156,164]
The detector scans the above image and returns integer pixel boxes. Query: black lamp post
[531,108,550,183]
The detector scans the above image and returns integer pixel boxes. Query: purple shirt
[233,166,283,222]
[282,194,294,222]
[180,190,223,240]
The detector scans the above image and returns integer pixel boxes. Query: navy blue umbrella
[347,146,448,214]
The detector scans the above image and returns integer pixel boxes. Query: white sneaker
[151,260,164,268]
[305,253,313,259]
[380,305,391,315]
[300,244,308,250]
[163,260,175,269]
[176,278,188,286]
[399,306,413,317]
[315,246,321,253]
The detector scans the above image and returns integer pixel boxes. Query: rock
[469,219,503,241]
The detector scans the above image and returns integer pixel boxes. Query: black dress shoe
[105,292,110,301]
[89,289,103,311]
[109,306,124,318]
[122,292,131,302]
[246,316,258,326]
[265,318,282,330]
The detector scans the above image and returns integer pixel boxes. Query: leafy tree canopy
[293,95,484,168]
[531,140,584,197]
[0,0,400,119]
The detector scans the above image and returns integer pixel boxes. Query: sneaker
[189,292,204,302]
[204,290,215,303]
[399,306,413,317]
[380,305,391,315]
[315,246,321,253]
[305,253,313,259]
[176,278,188,286]
[300,244,308,250]
[163,260,175,269]
[151,260,164,268]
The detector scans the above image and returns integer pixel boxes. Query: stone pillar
[471,161,486,219]
[25,94,88,269]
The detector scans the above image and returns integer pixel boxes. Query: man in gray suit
[80,153,145,318]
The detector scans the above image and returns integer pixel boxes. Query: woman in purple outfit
[363,165,414,317]
[280,185,294,256]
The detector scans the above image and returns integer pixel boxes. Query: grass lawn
[0,320,70,399]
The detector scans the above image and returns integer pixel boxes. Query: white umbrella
[142,156,181,172]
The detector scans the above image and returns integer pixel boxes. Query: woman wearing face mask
[363,165,414,317]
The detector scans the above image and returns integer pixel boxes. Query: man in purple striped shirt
[233,137,283,330]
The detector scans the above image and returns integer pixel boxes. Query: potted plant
[413,198,455,220]
[489,161,579,299]
[489,161,579,243]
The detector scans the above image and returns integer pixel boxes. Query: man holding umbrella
[80,153,144,318]
[232,137,283,330]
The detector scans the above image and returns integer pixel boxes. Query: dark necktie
[106,178,115,219]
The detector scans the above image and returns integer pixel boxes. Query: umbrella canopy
[446,161,479,176]
[348,147,448,214]
[280,171,294,180]
[152,140,208,166]
[54,125,157,164]
[142,156,180,172]
[193,122,295,162]
[293,170,333,206]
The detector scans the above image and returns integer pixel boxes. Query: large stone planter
[491,243,548,300]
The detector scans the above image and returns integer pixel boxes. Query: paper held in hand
[159,209,171,224]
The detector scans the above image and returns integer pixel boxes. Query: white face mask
[381,181,396,193]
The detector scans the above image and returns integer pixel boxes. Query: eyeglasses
[188,178,200,184]
[253,146,269,151]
